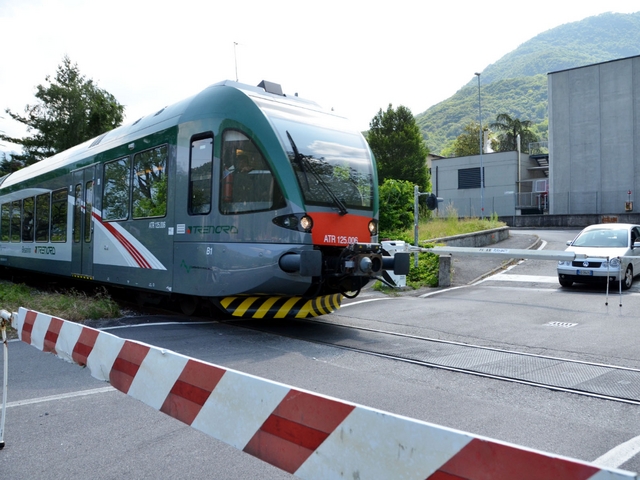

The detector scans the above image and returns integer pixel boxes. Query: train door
[71,165,96,278]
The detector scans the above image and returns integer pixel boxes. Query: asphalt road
[3,228,640,478]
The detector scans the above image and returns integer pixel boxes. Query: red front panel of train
[309,212,371,247]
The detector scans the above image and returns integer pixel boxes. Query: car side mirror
[634,241,640,249]
[566,240,572,246]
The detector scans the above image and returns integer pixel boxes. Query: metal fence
[434,189,636,218]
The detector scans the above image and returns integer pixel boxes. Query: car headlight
[607,258,621,268]
[558,261,570,266]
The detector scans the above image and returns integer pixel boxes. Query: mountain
[417,11,640,155]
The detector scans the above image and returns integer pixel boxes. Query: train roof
[0,80,335,190]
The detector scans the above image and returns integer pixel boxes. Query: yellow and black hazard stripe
[219,293,343,319]
[71,273,94,280]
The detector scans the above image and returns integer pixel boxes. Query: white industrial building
[430,148,549,218]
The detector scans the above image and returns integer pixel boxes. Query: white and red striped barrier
[9,307,638,479]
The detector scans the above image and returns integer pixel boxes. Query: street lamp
[474,72,484,219]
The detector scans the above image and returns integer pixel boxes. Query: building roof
[548,53,640,75]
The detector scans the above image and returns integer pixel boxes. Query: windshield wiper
[286,131,348,215]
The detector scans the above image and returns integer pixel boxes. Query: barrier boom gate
[425,246,595,262]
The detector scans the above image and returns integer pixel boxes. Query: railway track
[221,316,640,405]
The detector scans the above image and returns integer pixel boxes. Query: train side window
[36,193,50,242]
[133,145,168,219]
[22,196,34,242]
[51,188,67,242]
[219,130,285,214]
[73,184,82,243]
[188,134,213,215]
[103,157,130,221]
[84,180,93,242]
[1,203,9,242]
[10,199,21,242]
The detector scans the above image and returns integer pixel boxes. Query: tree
[0,56,125,167]
[0,151,22,176]
[367,104,429,192]
[490,113,538,153]
[444,122,483,157]
[445,121,498,157]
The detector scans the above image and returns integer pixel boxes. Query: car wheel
[623,265,633,290]
[559,277,573,287]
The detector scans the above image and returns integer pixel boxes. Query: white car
[557,223,640,289]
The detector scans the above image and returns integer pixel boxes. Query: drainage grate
[546,322,578,328]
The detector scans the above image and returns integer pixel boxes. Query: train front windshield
[257,99,374,211]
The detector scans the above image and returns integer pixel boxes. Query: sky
[1,0,640,154]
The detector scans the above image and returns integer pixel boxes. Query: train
[0,79,409,318]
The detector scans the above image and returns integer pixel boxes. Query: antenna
[233,42,238,82]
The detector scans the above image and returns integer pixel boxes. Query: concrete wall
[424,226,510,247]
[498,213,640,228]
[549,56,640,215]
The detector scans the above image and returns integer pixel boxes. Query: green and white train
[0,80,408,317]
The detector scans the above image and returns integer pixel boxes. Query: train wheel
[179,295,199,316]
[136,291,163,307]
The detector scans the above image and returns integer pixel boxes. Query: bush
[406,246,439,288]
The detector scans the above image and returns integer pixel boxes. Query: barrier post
[438,254,452,287]
[0,310,10,450]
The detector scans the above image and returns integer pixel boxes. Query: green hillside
[418,11,640,155]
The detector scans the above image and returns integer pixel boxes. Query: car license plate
[577,270,593,276]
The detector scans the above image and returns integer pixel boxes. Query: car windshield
[573,228,629,248]
[255,98,374,211]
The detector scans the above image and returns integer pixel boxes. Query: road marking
[341,297,399,307]
[488,274,558,283]
[594,434,640,468]
[419,285,469,298]
[4,386,115,409]
[100,321,214,331]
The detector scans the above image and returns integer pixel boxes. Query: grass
[418,212,504,241]
[0,281,121,323]
[382,206,504,245]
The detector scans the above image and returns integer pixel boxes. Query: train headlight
[272,214,313,232]
[368,219,378,236]
[300,215,313,232]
